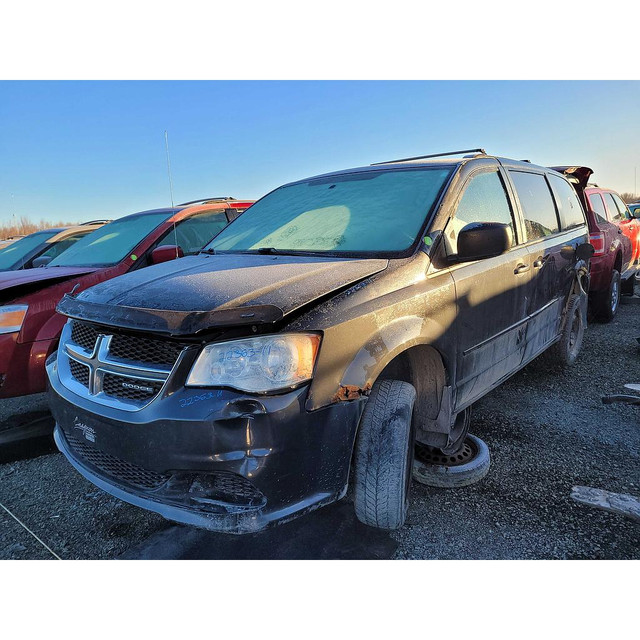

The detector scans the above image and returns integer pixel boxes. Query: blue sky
[1,81,639,224]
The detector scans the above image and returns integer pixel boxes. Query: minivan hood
[58,254,388,335]
[0,266,99,298]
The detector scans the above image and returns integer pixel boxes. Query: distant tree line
[0,216,75,240]
[620,193,640,204]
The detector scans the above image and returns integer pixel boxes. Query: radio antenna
[164,131,179,258]
[164,130,175,208]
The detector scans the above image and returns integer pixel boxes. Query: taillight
[589,232,605,256]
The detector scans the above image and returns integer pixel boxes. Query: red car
[552,167,637,321]
[0,198,253,399]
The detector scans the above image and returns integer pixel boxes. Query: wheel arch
[313,317,457,445]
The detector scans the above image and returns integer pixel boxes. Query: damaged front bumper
[47,357,365,533]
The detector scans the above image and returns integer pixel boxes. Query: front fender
[306,310,455,411]
[343,314,449,393]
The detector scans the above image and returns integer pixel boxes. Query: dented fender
[298,258,458,412]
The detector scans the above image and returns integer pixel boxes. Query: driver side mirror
[151,244,184,265]
[454,222,513,263]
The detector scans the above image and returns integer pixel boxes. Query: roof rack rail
[80,219,112,225]
[371,149,487,166]
[178,197,237,206]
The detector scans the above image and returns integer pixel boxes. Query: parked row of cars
[1,151,639,534]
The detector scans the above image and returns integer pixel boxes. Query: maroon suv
[0,198,253,400]
[552,167,635,320]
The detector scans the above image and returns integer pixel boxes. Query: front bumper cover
[47,357,365,533]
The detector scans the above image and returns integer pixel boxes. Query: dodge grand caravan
[48,150,593,533]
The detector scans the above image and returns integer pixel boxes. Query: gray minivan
[48,150,592,533]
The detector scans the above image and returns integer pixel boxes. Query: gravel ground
[0,392,49,428]
[393,296,640,559]
[1,298,638,560]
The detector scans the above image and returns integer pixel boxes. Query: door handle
[533,259,544,268]
[514,263,530,274]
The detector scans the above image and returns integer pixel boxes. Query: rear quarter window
[509,171,559,241]
[548,174,586,230]
[588,193,608,225]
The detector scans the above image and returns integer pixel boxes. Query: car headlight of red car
[0,304,28,335]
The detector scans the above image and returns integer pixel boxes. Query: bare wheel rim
[611,278,619,313]
[415,438,478,467]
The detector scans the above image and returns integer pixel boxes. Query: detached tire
[598,269,621,322]
[546,293,586,368]
[353,379,416,530]
[413,434,490,488]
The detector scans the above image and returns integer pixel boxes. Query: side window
[509,171,559,241]
[611,193,631,220]
[444,171,515,254]
[588,193,608,224]
[157,210,229,255]
[603,193,623,222]
[548,174,586,230]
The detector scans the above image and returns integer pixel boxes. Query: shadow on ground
[120,501,397,560]
[0,413,56,463]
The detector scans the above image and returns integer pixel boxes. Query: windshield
[49,213,170,267]
[39,229,92,261]
[0,230,58,270]
[206,168,453,255]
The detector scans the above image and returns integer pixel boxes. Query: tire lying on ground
[413,434,490,488]
[353,378,416,530]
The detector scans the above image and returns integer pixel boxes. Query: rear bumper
[47,357,364,533]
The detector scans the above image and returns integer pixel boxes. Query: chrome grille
[109,333,189,367]
[71,321,100,353]
[102,373,163,403]
[69,359,90,387]
[61,321,190,411]
[66,434,170,490]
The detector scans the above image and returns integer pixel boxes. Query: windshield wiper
[255,247,283,254]
[200,248,216,255]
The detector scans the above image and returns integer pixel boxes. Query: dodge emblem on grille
[122,381,154,393]
[64,330,170,408]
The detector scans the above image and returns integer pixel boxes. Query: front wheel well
[376,344,449,441]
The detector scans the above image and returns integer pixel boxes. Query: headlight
[186,333,321,393]
[0,305,28,335]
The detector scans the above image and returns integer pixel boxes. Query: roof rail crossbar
[371,148,487,166]
[178,197,237,206]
